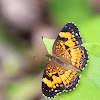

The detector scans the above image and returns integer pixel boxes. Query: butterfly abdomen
[46,54,64,65]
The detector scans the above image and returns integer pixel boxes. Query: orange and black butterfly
[42,22,89,98]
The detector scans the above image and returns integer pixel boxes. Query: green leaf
[42,38,55,55]
[43,38,100,100]
[83,43,100,58]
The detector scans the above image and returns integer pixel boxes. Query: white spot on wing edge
[42,89,65,98]
[68,22,83,43]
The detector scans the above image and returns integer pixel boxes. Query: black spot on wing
[59,37,68,42]
[68,50,71,54]
[53,73,59,77]
[65,46,69,49]
[43,69,53,81]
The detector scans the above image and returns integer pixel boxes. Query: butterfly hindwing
[56,65,80,92]
[57,45,88,71]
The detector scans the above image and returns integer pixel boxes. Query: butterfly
[42,22,89,98]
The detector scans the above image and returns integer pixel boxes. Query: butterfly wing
[58,46,88,71]
[56,65,80,92]
[53,22,89,71]
[42,60,80,98]
[42,60,65,98]
[53,22,82,55]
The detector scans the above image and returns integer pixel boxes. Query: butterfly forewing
[53,22,82,55]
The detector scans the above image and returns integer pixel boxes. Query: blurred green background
[0,0,100,100]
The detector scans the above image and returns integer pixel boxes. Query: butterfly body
[42,22,89,98]
[46,54,78,72]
